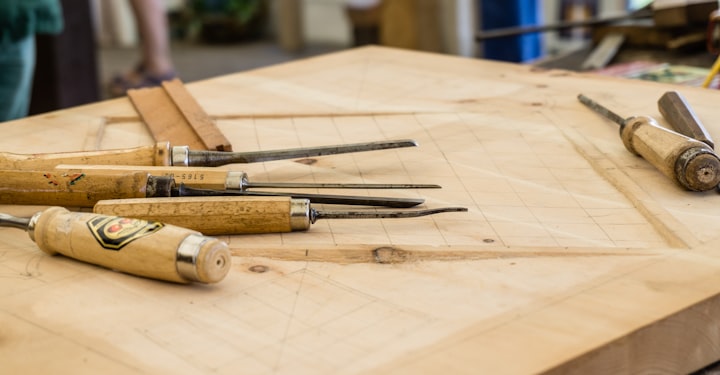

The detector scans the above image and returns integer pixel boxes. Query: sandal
[111,63,144,85]
[108,66,177,97]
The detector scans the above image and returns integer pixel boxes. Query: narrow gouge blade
[182,139,417,166]
[577,94,626,126]
[244,182,441,189]
[312,207,468,222]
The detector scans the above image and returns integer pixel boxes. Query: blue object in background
[481,0,542,62]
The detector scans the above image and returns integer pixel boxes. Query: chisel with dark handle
[0,169,425,208]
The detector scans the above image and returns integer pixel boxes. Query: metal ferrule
[224,171,248,190]
[171,146,190,167]
[146,175,176,198]
[289,199,312,231]
[176,233,208,282]
[27,212,42,242]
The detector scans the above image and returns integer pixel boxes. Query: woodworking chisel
[0,207,231,283]
[55,165,441,190]
[0,139,418,170]
[0,170,424,208]
[578,94,720,191]
[93,196,468,235]
[657,91,714,149]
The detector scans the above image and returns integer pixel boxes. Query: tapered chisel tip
[187,139,421,166]
[244,182,441,190]
[314,206,468,221]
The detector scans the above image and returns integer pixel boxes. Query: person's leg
[110,0,175,96]
[128,0,174,77]
[0,36,36,121]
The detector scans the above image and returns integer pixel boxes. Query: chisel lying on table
[0,170,425,208]
[578,94,720,191]
[55,165,441,190]
[93,196,468,235]
[0,139,417,170]
[0,207,231,284]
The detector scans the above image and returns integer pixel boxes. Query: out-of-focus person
[108,0,176,97]
[0,0,63,121]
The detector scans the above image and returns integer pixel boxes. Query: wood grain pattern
[0,142,170,170]
[0,169,151,207]
[93,196,298,234]
[3,46,720,374]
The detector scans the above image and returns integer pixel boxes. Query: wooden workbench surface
[3,46,720,374]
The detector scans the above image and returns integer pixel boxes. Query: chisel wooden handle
[56,164,240,190]
[0,169,172,207]
[621,116,720,191]
[29,207,231,283]
[0,142,171,170]
[579,94,720,191]
[93,196,311,235]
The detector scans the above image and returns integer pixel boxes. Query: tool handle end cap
[195,238,232,284]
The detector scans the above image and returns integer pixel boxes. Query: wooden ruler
[127,78,232,151]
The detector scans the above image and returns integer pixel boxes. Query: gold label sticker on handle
[87,216,164,250]
[43,172,85,186]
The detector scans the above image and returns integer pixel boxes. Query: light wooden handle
[0,169,168,207]
[0,142,171,170]
[30,207,231,283]
[621,116,720,191]
[55,164,239,190]
[93,196,311,235]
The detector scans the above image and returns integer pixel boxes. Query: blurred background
[33,0,720,117]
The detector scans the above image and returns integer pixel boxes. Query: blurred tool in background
[703,8,720,87]
[578,93,720,192]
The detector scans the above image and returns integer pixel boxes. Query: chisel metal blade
[182,139,418,166]
[577,94,626,126]
[244,182,441,190]
[175,185,424,208]
[313,207,468,222]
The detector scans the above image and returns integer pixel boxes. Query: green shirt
[0,0,63,43]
